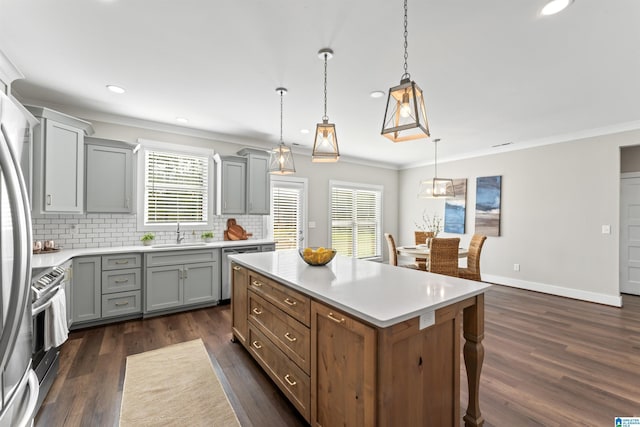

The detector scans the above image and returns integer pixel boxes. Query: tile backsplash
[32,213,265,249]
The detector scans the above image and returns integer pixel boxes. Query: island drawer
[248,272,310,327]
[248,325,310,422]
[102,268,141,294]
[102,253,141,270]
[248,291,311,374]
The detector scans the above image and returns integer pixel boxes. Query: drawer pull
[284,298,297,306]
[115,260,129,265]
[232,266,241,271]
[284,374,297,386]
[252,307,263,315]
[327,312,345,324]
[115,301,130,307]
[252,341,263,349]
[114,279,129,284]
[251,280,263,287]
[284,332,297,342]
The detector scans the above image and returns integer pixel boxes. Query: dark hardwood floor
[35,285,640,426]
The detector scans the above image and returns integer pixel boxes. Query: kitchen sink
[150,242,208,249]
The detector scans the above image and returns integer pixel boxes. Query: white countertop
[31,239,275,270]
[228,250,491,328]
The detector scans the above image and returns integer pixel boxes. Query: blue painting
[444,179,466,234]
[475,176,501,236]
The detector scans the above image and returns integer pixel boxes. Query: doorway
[620,174,640,296]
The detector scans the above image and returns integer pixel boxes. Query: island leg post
[463,293,485,427]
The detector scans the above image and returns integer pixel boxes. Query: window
[270,177,307,250]
[329,181,383,259]
[143,148,210,225]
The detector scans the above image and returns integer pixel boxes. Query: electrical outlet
[601,225,611,234]
[70,224,78,235]
[513,263,520,272]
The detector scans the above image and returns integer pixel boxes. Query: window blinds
[272,184,302,250]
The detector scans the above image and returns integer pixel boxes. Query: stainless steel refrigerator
[0,91,39,426]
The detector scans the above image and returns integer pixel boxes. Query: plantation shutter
[272,184,303,250]
[144,150,209,224]
[330,182,382,259]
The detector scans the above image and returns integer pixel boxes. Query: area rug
[119,339,241,426]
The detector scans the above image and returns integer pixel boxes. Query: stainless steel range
[31,260,71,411]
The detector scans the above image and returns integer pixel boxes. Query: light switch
[309,221,316,229]
[602,225,611,234]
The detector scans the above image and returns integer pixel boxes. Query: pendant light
[268,87,296,175]
[381,0,430,142]
[312,48,340,162]
[418,138,454,198]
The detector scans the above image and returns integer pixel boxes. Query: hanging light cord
[434,138,440,177]
[402,0,410,80]
[279,89,284,143]
[323,53,329,121]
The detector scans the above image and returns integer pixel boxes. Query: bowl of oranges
[299,247,337,266]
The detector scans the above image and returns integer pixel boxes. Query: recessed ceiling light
[300,129,310,134]
[370,91,385,99]
[541,0,573,16]
[106,84,125,94]
[176,117,189,124]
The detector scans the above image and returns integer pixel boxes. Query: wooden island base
[231,261,485,427]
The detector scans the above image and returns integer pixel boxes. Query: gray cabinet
[85,138,133,213]
[72,256,101,323]
[145,249,220,313]
[246,153,270,214]
[27,105,94,214]
[221,157,246,214]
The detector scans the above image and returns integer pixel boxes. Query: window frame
[328,180,383,260]
[136,139,215,232]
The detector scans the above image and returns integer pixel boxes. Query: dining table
[396,245,469,259]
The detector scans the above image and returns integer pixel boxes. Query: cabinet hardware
[251,280,262,287]
[252,307,263,315]
[178,270,183,280]
[115,301,129,307]
[284,298,297,306]
[125,197,129,209]
[252,341,263,349]
[327,312,345,324]
[284,332,297,342]
[232,266,241,271]
[46,194,52,205]
[115,260,129,265]
[183,268,188,279]
[284,374,297,386]
[114,279,129,284]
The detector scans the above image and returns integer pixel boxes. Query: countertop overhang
[229,250,491,328]
[31,239,275,270]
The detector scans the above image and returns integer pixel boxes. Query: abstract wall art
[475,175,502,236]
[444,179,467,234]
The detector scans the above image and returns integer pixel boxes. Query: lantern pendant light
[312,48,340,162]
[418,138,454,198]
[381,0,430,142]
[268,87,296,175]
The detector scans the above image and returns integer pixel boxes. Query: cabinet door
[72,256,101,322]
[222,160,246,214]
[183,261,219,305]
[146,265,183,312]
[247,154,270,214]
[311,302,376,427]
[44,119,84,212]
[86,144,133,212]
[231,263,248,345]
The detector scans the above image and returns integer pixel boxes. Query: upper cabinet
[85,137,134,213]
[27,106,94,215]
[221,148,270,215]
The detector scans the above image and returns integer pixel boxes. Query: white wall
[399,130,640,306]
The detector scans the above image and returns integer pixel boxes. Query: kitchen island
[229,250,491,427]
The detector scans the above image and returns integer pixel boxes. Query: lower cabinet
[145,249,220,314]
[231,263,249,346]
[72,256,102,323]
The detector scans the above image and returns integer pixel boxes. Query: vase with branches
[414,211,443,236]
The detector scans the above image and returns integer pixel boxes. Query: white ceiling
[1,0,639,169]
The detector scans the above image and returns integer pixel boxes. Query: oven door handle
[32,285,62,316]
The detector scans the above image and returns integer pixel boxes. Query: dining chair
[414,231,435,270]
[428,237,460,277]
[384,233,422,270]
[458,234,487,281]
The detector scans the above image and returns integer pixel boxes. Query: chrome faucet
[176,222,185,244]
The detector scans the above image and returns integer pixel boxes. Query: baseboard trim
[482,274,622,307]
